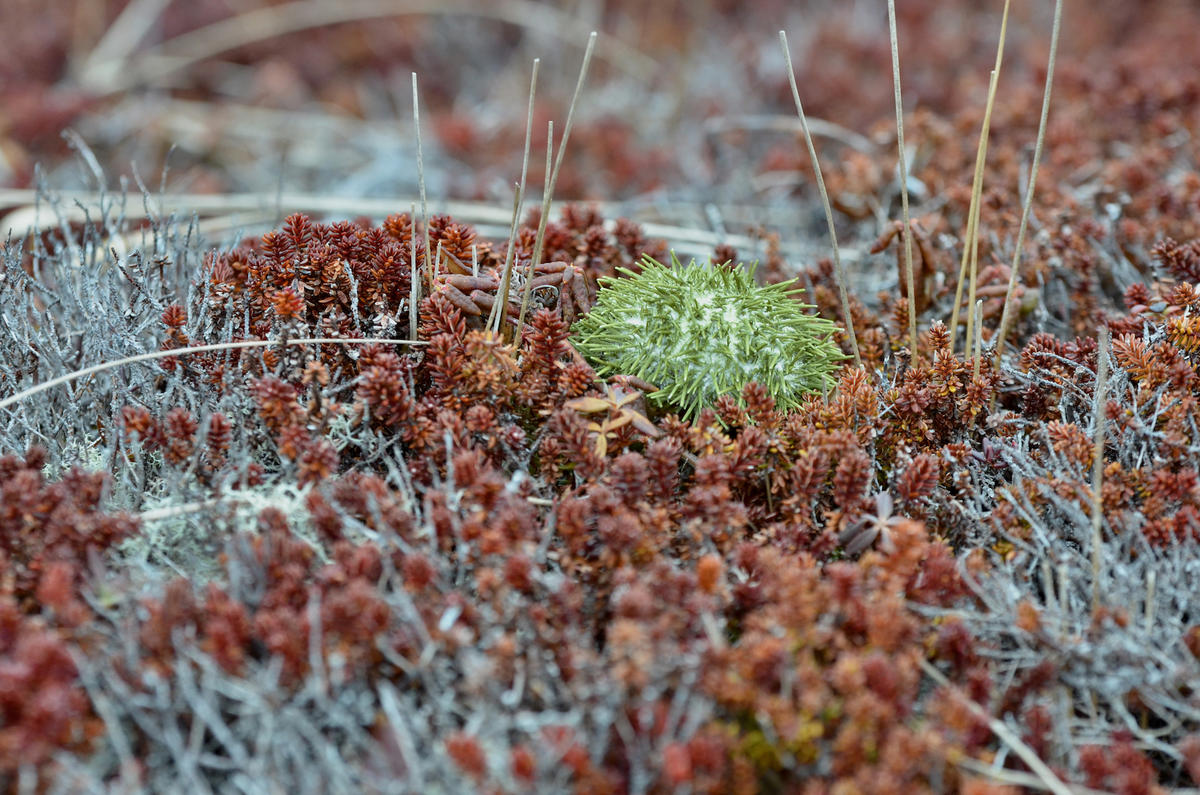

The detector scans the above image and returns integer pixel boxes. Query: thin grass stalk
[965,201,982,360]
[490,188,523,333]
[412,73,431,291]
[967,10,1012,350]
[516,121,555,345]
[0,188,783,255]
[994,0,1064,362]
[1144,569,1156,633]
[490,59,540,334]
[964,68,997,358]
[779,30,860,366]
[950,0,1010,354]
[515,32,597,349]
[409,202,419,340]
[83,0,653,94]
[1091,326,1110,612]
[919,660,1075,795]
[950,182,981,355]
[973,299,984,380]
[0,337,427,412]
[887,0,918,356]
[79,0,170,77]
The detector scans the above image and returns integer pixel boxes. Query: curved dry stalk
[994,0,1064,362]
[1,189,826,276]
[0,337,426,413]
[919,659,1075,795]
[0,189,510,237]
[490,59,540,335]
[950,0,1011,355]
[514,32,597,348]
[703,114,876,155]
[76,0,171,78]
[80,0,654,95]
[515,121,555,346]
[779,30,859,366]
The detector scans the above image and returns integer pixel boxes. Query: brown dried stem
[1090,326,1110,612]
[887,0,918,357]
[994,0,1064,362]
[919,659,1075,795]
[951,0,1010,355]
[515,31,597,348]
[490,59,540,335]
[80,0,653,94]
[779,30,860,366]
[0,337,427,412]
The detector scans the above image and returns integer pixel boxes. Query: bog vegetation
[2,1,1200,793]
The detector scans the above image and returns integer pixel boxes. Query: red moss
[0,602,93,773]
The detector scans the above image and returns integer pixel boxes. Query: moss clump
[571,253,845,418]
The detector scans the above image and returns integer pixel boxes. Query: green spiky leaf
[570,253,846,419]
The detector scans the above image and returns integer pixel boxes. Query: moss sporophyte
[570,254,845,419]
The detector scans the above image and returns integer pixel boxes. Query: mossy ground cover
[2,2,1200,792]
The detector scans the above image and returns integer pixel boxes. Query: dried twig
[79,0,654,94]
[0,337,426,412]
[919,659,1075,795]
[490,59,540,335]
[950,0,1010,354]
[994,0,1065,361]
[515,32,597,348]
[779,30,860,366]
[887,0,918,356]
[1090,326,1110,612]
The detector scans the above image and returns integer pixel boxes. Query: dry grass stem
[409,201,419,340]
[919,660,1075,795]
[994,0,1064,361]
[76,0,169,84]
[490,59,540,335]
[0,190,832,263]
[952,1,1010,354]
[517,120,555,346]
[0,337,426,413]
[80,0,653,94]
[972,299,983,379]
[412,73,431,291]
[1090,325,1110,612]
[703,114,876,155]
[779,30,860,366]
[886,0,918,356]
[515,31,597,348]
